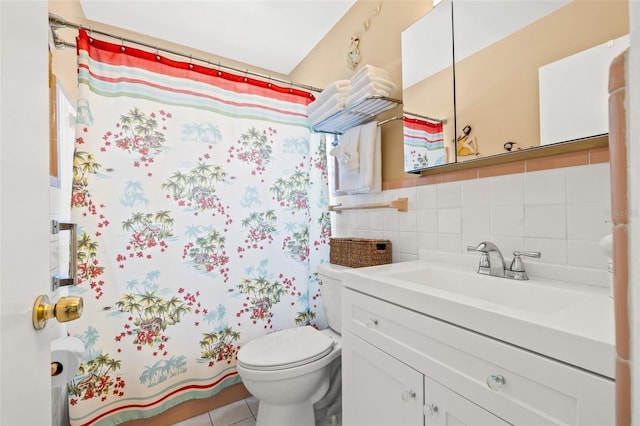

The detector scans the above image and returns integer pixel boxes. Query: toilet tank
[317,263,350,334]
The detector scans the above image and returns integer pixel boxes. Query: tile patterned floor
[171,397,259,426]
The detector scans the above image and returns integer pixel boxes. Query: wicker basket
[329,238,392,268]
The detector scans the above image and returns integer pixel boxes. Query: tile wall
[331,162,612,275]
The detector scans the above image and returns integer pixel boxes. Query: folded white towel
[330,126,360,173]
[308,92,348,115]
[351,64,389,83]
[350,73,397,95]
[346,83,391,106]
[309,101,347,126]
[336,121,381,194]
[310,80,351,104]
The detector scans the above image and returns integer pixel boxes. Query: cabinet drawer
[343,288,614,425]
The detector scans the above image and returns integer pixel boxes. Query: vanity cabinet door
[342,330,424,426]
[425,377,511,426]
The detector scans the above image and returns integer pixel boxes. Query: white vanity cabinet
[342,287,615,425]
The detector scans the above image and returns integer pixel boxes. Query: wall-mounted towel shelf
[329,197,408,213]
[312,96,402,135]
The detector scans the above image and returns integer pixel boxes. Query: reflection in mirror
[401,0,454,173]
[452,0,629,160]
[403,112,447,174]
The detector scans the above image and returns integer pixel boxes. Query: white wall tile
[566,163,610,204]
[356,210,371,230]
[438,233,462,253]
[418,232,438,251]
[383,210,399,231]
[568,240,609,270]
[395,231,418,256]
[369,210,385,231]
[567,203,611,240]
[416,184,437,209]
[525,168,566,205]
[525,237,567,265]
[333,161,610,273]
[461,178,491,207]
[490,174,524,205]
[398,209,418,233]
[525,204,566,238]
[398,187,418,210]
[461,206,491,234]
[417,208,438,233]
[437,208,461,233]
[491,204,525,237]
[436,181,461,208]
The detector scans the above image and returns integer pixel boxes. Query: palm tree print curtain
[67,30,331,425]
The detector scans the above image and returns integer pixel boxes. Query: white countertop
[342,256,615,379]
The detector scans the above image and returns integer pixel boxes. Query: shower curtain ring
[217,62,222,76]
[244,69,248,82]
[189,54,193,70]
[155,46,161,61]
[120,36,125,52]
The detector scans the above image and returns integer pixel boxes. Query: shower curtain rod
[48,13,324,93]
[377,112,447,127]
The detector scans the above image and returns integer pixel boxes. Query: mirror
[401,0,629,173]
[401,0,455,173]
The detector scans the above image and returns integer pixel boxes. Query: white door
[1,1,55,425]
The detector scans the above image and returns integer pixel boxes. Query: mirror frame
[415,135,607,177]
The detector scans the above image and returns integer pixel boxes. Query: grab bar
[51,220,77,290]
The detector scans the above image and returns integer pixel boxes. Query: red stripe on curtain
[76,29,315,105]
[403,116,442,132]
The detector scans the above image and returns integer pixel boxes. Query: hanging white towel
[336,121,381,194]
[330,126,360,173]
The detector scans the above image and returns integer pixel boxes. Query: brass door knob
[32,295,83,330]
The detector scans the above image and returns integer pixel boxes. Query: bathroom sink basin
[377,264,584,315]
[343,257,614,378]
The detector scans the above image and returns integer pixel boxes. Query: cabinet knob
[365,318,378,328]
[401,390,416,401]
[423,404,439,418]
[486,374,506,391]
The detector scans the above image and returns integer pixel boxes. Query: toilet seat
[238,326,335,371]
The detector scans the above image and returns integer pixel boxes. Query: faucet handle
[510,251,541,272]
[513,250,541,259]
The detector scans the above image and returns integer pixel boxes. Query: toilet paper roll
[51,336,85,388]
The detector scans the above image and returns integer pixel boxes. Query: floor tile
[229,416,257,426]
[245,396,259,417]
[209,399,253,426]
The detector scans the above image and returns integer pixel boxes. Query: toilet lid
[238,326,335,371]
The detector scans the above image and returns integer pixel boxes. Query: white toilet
[237,263,348,426]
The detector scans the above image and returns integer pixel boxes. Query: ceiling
[78,0,357,75]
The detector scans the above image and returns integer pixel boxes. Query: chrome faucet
[467,241,506,277]
[467,242,541,280]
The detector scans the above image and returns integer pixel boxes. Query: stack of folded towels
[307,65,397,127]
[345,64,397,106]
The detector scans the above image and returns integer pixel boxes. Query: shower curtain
[67,29,331,425]
[403,116,445,171]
